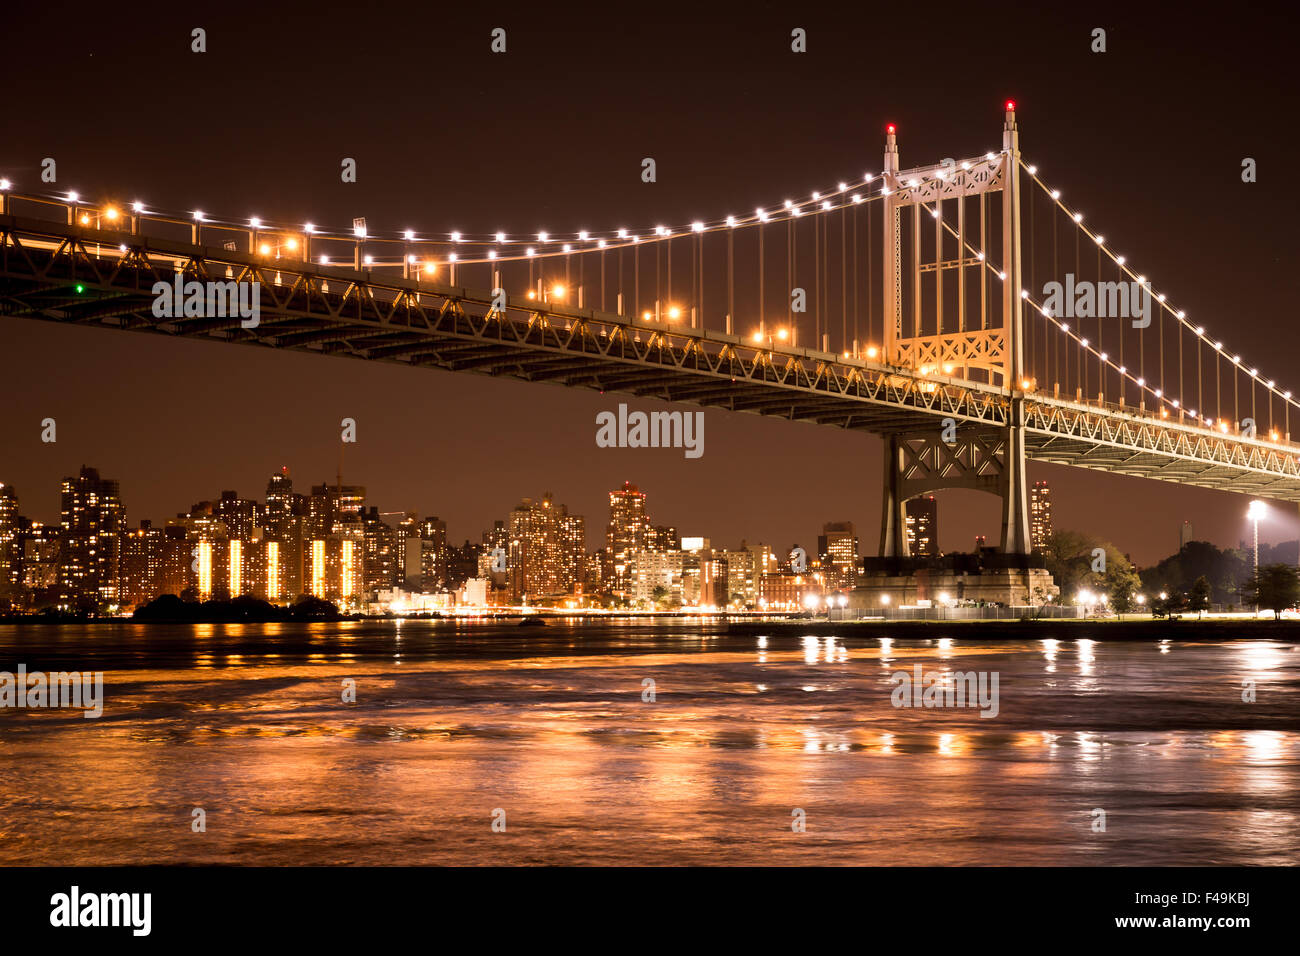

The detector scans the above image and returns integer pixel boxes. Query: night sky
[2,2,1297,564]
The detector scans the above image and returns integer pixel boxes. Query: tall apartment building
[58,466,125,611]
[817,521,860,591]
[1029,481,1052,552]
[606,481,650,599]
[0,483,20,610]
[905,495,938,557]
[507,494,585,604]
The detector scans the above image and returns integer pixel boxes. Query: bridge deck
[4,213,1300,502]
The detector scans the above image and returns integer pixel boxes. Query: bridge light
[104,207,119,221]
[822,201,832,210]
[74,283,86,294]
[0,178,9,190]
[562,243,572,253]
[812,191,821,200]
[192,210,204,221]
[249,216,261,229]
[691,221,704,232]
[526,247,535,256]
[943,363,954,374]
[403,229,415,240]
[1194,325,1203,335]
[578,230,589,241]
[1080,338,1089,347]
[1137,275,1146,285]
[68,191,79,202]
[838,182,848,191]
[1021,379,1032,390]
[597,240,606,249]
[448,253,458,263]
[304,222,315,233]
[792,207,803,217]
[1061,323,1069,331]
[752,331,763,342]
[496,231,507,243]
[1172,400,1180,408]
[259,243,271,255]
[997,271,1006,281]
[617,228,628,239]
[538,231,549,242]
[1232,355,1241,364]
[976,251,985,261]
[132,201,144,213]
[451,231,461,243]
[1100,352,1108,361]
[1116,255,1125,265]
[930,208,939,218]
[1286,391,1293,399]
[784,199,793,209]
[319,255,330,265]
[1214,341,1223,350]
[79,214,89,225]
[1118,366,1127,374]
[552,284,566,299]
[1157,293,1166,303]
[1073,212,1083,223]
[851,193,862,203]
[1050,190,1060,200]
[1154,388,1162,397]
[1094,234,1104,244]
[881,187,892,196]
[408,254,417,263]
[285,238,298,251]
[666,305,681,320]
[1019,289,1029,298]
[1249,368,1257,377]
[985,152,995,161]
[1027,164,1037,175]
[776,328,788,340]
[488,249,498,259]
[1137,377,1145,386]
[866,346,878,359]
[363,254,374,265]
[726,216,737,227]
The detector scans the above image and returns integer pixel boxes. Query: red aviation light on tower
[886,123,896,135]
[1005,99,1016,112]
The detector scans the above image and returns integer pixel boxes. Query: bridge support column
[1000,405,1032,555]
[879,434,910,558]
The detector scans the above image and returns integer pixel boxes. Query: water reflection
[0,621,1296,865]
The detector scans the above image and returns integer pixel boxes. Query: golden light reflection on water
[0,628,1297,864]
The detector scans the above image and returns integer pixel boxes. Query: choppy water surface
[0,621,1297,865]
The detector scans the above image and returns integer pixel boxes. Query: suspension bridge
[2,102,1297,558]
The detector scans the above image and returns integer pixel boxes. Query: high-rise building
[1030,481,1052,552]
[905,495,938,557]
[0,483,20,610]
[20,521,62,608]
[58,466,125,611]
[606,482,649,599]
[507,494,585,604]
[120,520,167,608]
[1179,519,1194,552]
[817,521,860,591]
[362,508,400,594]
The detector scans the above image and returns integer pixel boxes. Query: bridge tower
[878,103,1032,558]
